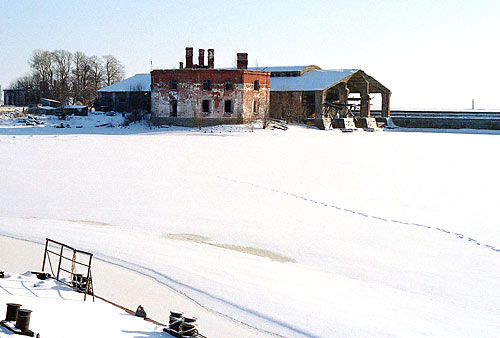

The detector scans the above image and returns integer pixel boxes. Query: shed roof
[269,69,359,92]
[97,73,151,93]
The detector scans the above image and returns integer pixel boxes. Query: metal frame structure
[41,238,94,301]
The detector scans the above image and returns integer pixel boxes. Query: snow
[0,272,165,337]
[0,114,499,337]
[248,66,313,72]
[97,73,151,93]
[269,69,358,91]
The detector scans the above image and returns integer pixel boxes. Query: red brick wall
[151,69,270,121]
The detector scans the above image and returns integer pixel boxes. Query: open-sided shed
[250,66,391,123]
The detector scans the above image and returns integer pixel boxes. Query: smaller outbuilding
[3,88,40,106]
[97,74,151,113]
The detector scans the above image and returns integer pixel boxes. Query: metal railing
[41,238,94,301]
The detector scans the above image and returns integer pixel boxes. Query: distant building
[249,66,391,126]
[3,88,40,106]
[97,74,151,113]
[150,47,271,127]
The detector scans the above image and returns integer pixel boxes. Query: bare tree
[72,51,94,104]
[29,49,55,98]
[10,74,37,90]
[52,49,72,103]
[103,55,125,87]
[270,92,306,123]
[15,49,125,107]
[88,56,105,106]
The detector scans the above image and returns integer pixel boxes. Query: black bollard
[5,303,21,321]
[15,309,32,333]
[168,311,183,332]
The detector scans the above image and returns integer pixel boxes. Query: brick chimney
[208,49,214,69]
[185,47,193,68]
[198,49,205,67]
[237,53,248,70]
[179,62,184,69]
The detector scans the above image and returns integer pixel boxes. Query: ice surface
[0,116,499,337]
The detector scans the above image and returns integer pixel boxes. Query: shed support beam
[315,91,323,118]
[381,92,391,117]
[360,81,370,117]
[338,82,349,116]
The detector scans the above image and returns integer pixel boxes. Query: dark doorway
[202,100,210,113]
[170,100,177,117]
[224,100,232,113]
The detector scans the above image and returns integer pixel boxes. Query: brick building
[151,48,270,127]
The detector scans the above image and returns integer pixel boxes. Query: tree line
[10,49,125,107]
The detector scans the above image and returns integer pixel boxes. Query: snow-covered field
[1,113,499,337]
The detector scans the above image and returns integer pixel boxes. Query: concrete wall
[391,117,500,130]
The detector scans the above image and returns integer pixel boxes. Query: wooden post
[360,81,370,117]
[314,91,323,118]
[382,92,391,117]
[338,83,349,116]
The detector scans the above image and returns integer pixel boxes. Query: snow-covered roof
[270,69,359,92]
[248,66,312,72]
[98,74,151,93]
[64,105,87,109]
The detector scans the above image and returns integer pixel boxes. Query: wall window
[254,80,259,91]
[170,100,177,117]
[225,80,232,90]
[224,100,232,113]
[171,80,178,90]
[202,100,210,113]
[203,79,211,90]
[253,100,258,113]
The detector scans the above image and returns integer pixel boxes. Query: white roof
[248,66,311,72]
[64,105,87,109]
[270,69,359,92]
[98,73,151,93]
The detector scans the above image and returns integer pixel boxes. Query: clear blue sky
[1,0,499,109]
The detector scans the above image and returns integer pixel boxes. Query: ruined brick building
[150,48,270,126]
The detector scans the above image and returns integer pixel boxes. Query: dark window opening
[170,100,177,117]
[203,79,211,90]
[202,100,210,113]
[224,100,232,113]
[225,80,232,90]
[171,80,177,90]
[254,80,259,91]
[253,100,258,113]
